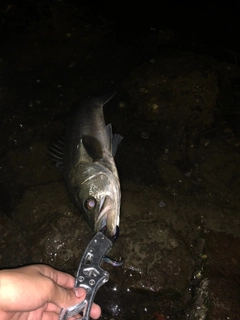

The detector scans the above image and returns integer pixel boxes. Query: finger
[36,265,76,289]
[42,306,81,320]
[44,301,84,315]
[17,264,76,289]
[44,302,62,314]
[45,298,100,319]
[42,311,59,320]
[90,303,102,319]
[42,311,81,320]
[48,281,86,308]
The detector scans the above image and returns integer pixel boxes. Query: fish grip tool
[59,232,112,320]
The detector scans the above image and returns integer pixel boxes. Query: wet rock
[111,220,190,294]
[109,184,206,294]
[12,179,192,294]
[0,214,28,268]
[149,312,167,320]
[9,178,205,319]
[13,182,92,271]
[0,183,12,214]
[123,52,219,127]
[185,278,210,320]
[205,231,240,320]
[0,140,61,187]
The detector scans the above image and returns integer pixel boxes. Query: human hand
[0,264,101,320]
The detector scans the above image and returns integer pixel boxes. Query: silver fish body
[63,93,122,238]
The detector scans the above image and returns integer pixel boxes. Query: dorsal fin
[99,91,116,106]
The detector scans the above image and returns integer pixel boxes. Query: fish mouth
[100,225,119,242]
[95,195,119,240]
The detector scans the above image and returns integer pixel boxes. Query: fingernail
[73,288,85,298]
[74,288,81,298]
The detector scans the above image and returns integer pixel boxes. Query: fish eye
[84,197,96,211]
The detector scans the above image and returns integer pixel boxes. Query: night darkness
[1,1,240,320]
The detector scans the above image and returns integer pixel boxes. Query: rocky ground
[0,1,240,319]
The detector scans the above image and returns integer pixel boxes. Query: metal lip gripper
[59,232,113,320]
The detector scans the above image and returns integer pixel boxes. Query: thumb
[74,287,87,299]
[50,283,86,308]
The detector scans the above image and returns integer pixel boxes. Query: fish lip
[100,225,119,242]
[95,195,119,239]
[95,213,119,239]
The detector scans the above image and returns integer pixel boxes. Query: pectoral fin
[80,135,103,162]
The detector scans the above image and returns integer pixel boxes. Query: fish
[49,92,122,239]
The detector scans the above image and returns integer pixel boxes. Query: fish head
[72,164,120,238]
